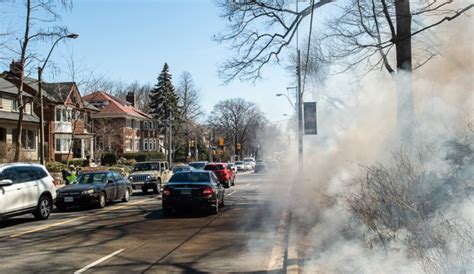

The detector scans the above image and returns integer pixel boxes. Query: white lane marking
[74,249,125,273]
[245,183,251,186]
[267,210,289,271]
[227,190,237,196]
[10,199,153,238]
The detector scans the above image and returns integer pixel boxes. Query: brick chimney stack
[126,91,136,107]
[9,60,23,77]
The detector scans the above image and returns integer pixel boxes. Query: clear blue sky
[1,0,296,122]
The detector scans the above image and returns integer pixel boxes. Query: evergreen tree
[149,63,180,131]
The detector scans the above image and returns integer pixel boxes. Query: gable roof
[83,91,151,119]
[0,77,33,97]
[42,82,76,104]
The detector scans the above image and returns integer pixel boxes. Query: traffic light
[218,138,224,148]
[236,143,241,150]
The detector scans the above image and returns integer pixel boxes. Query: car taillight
[202,187,214,196]
[163,187,171,196]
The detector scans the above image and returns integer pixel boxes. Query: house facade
[0,76,39,162]
[83,91,164,157]
[3,61,96,162]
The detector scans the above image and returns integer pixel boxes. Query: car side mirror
[107,179,114,184]
[0,179,13,187]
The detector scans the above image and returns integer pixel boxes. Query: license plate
[64,197,74,202]
[181,189,192,195]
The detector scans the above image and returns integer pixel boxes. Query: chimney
[9,60,23,77]
[126,91,136,107]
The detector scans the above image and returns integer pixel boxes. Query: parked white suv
[0,163,56,221]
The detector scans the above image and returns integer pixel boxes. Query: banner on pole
[303,102,317,135]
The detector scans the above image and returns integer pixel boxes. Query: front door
[73,139,81,158]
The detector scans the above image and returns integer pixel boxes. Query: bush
[119,152,165,162]
[101,153,117,166]
[68,159,84,167]
[45,161,67,172]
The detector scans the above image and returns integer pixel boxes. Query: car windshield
[235,161,244,165]
[72,173,107,184]
[134,163,159,171]
[189,162,206,169]
[168,172,210,183]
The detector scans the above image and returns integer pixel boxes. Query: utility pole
[297,49,303,169]
[168,112,173,168]
[38,67,45,165]
[209,128,213,162]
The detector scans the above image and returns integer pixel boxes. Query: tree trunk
[395,0,415,146]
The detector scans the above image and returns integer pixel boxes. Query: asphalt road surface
[0,172,291,273]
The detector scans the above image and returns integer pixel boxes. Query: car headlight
[146,175,152,181]
[128,176,133,181]
[81,189,95,195]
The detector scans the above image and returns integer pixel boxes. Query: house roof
[83,91,152,119]
[41,82,76,104]
[0,76,33,97]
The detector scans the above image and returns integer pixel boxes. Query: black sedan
[55,171,132,210]
[162,170,225,216]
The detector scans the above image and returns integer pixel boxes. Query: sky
[0,0,298,124]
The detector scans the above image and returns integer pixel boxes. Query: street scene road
[0,173,291,273]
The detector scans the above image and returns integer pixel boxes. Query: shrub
[68,159,84,167]
[45,161,67,172]
[101,153,117,166]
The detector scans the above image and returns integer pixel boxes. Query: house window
[0,95,3,108]
[131,119,135,129]
[143,139,148,151]
[12,129,36,150]
[135,139,140,151]
[12,98,18,111]
[125,139,132,151]
[55,138,71,153]
[56,107,73,122]
[144,122,148,130]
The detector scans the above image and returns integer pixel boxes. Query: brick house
[3,61,97,162]
[83,91,164,157]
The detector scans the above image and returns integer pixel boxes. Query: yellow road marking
[10,198,154,238]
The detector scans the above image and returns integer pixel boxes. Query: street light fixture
[276,93,297,112]
[38,33,79,165]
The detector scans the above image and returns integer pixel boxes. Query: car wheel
[220,196,225,207]
[153,179,161,194]
[210,199,219,215]
[33,195,52,220]
[97,192,106,208]
[162,206,171,217]
[56,203,67,211]
[122,188,130,202]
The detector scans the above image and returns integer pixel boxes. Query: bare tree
[1,0,72,161]
[208,98,266,158]
[215,0,473,144]
[111,81,152,112]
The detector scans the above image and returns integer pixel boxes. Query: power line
[302,0,315,96]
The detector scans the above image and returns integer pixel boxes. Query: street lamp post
[38,33,79,165]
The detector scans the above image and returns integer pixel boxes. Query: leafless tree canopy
[214,0,333,83]
[208,98,267,155]
[176,71,203,123]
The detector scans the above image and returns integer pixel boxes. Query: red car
[204,163,235,188]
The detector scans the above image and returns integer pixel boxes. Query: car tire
[220,196,225,207]
[153,179,161,194]
[162,206,171,217]
[97,192,106,208]
[56,203,67,211]
[33,195,52,220]
[122,188,130,202]
[210,199,219,215]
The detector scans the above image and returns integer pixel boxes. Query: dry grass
[347,132,473,272]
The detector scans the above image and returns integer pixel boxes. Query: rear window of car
[204,165,224,171]
[169,172,210,183]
